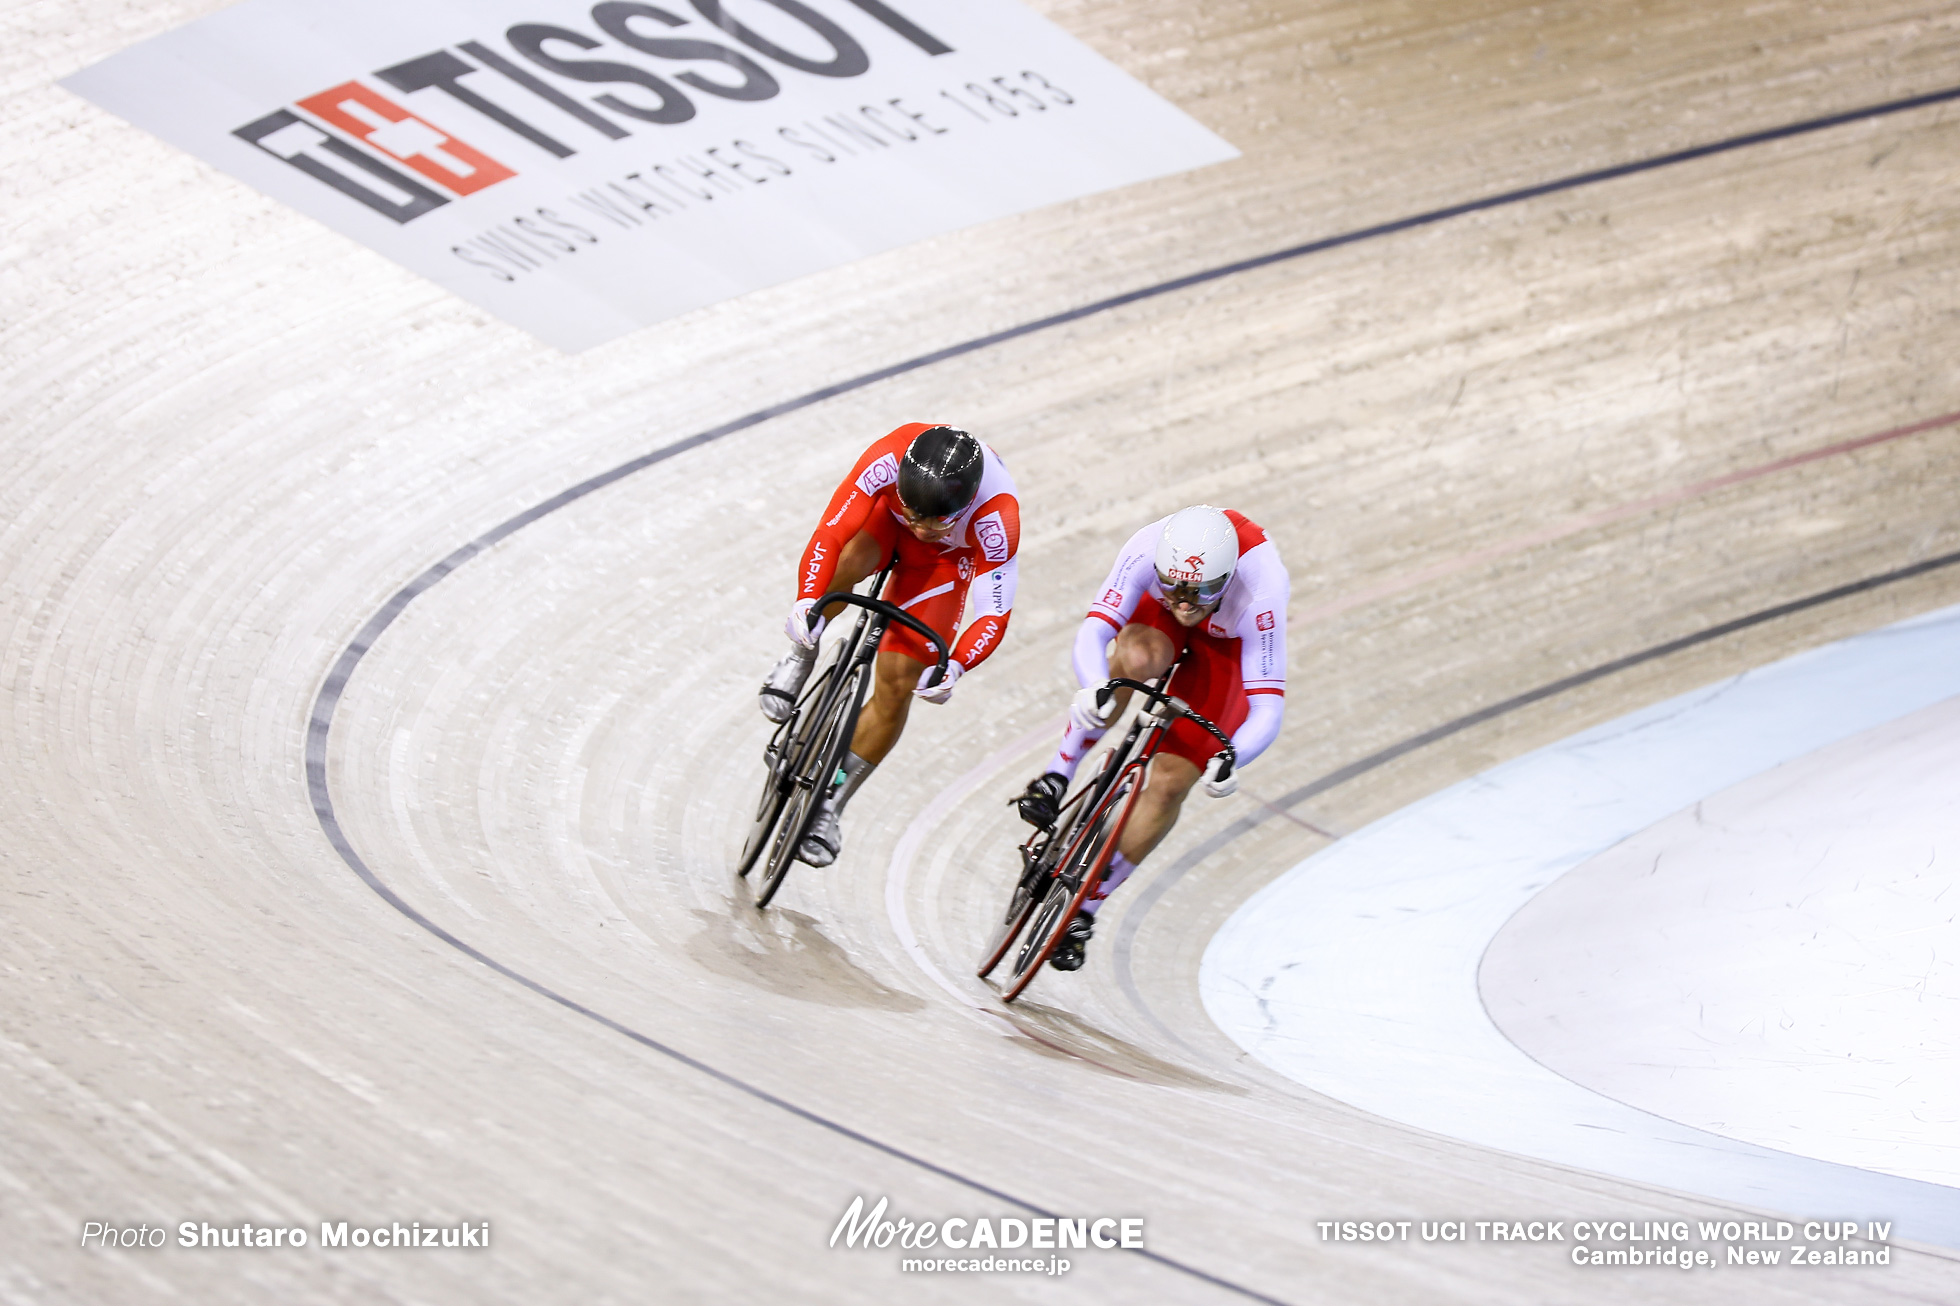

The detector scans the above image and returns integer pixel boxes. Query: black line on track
[1113,547,1960,1008]
[305,82,1960,1306]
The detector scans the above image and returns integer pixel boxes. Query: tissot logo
[71,0,1237,349]
[234,2,950,224]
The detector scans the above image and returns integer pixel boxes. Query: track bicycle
[976,666,1236,1002]
[736,557,949,908]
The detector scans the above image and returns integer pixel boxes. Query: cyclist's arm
[952,557,1017,669]
[1230,691,1284,767]
[1230,541,1290,767]
[951,491,1020,669]
[795,441,903,599]
[1072,614,1117,685]
[1074,524,1157,685]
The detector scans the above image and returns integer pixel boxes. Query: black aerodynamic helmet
[897,426,983,519]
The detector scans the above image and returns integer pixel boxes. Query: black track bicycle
[976,664,1235,1001]
[737,557,949,908]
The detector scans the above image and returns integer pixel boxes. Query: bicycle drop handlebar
[1098,676,1238,777]
[808,591,954,688]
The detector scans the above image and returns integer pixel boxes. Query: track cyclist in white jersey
[1014,505,1289,970]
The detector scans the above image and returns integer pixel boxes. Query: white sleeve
[1084,521,1163,631]
[1071,616,1114,688]
[1230,693,1285,768]
[968,557,1017,620]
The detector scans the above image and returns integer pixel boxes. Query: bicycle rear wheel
[999,761,1143,1002]
[752,656,870,908]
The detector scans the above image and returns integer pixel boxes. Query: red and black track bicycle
[737,556,948,908]
[976,665,1235,1001]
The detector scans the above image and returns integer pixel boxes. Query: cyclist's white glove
[1069,682,1116,732]
[786,598,823,649]
[1202,753,1238,799]
[913,659,961,704]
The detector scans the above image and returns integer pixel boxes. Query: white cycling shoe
[758,645,816,723]
[797,806,842,867]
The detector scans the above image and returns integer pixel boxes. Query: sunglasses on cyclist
[1157,571,1230,607]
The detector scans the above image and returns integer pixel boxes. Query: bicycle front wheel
[735,662,840,880]
[752,657,870,908]
[999,761,1143,1002]
[976,789,1091,978]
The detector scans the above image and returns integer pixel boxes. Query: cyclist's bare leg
[1106,622,1175,714]
[798,647,923,864]
[1117,753,1200,864]
[851,649,925,764]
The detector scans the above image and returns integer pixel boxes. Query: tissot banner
[65,0,1238,351]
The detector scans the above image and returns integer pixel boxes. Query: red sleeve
[795,426,928,600]
[948,488,1019,669]
[952,610,1012,669]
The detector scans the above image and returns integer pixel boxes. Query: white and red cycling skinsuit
[795,423,1021,670]
[1065,510,1288,770]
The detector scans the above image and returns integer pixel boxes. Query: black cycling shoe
[1014,771,1068,830]
[1048,912,1095,971]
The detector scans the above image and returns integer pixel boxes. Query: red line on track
[1298,409,1960,625]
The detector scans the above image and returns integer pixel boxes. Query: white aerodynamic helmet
[1153,505,1238,606]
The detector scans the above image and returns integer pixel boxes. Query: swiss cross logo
[1101,588,1122,607]
[1256,610,1275,631]
[236,79,512,225]
[226,2,955,229]
[298,82,513,196]
[856,454,901,497]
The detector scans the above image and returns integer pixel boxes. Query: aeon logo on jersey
[856,453,901,497]
[974,510,1010,563]
[228,0,954,226]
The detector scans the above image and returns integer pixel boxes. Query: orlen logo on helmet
[856,454,901,498]
[1163,554,1206,582]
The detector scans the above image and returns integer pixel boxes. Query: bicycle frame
[979,658,1237,996]
[741,555,950,907]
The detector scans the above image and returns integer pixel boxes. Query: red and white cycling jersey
[1074,510,1289,765]
[795,423,1020,670]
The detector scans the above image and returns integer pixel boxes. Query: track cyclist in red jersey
[759,423,1021,867]
[1014,505,1289,970]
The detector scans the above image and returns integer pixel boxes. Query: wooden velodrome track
[7,0,1960,1300]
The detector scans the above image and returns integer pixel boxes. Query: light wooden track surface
[4,0,1958,1301]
